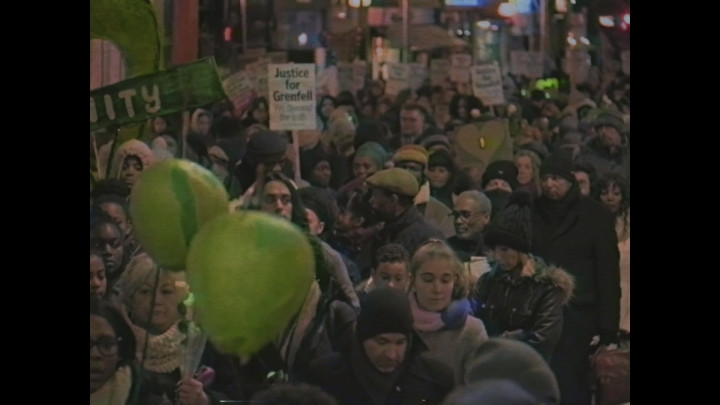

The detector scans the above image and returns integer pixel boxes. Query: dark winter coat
[531,183,621,338]
[304,334,454,405]
[474,255,574,361]
[356,205,445,277]
[372,205,446,258]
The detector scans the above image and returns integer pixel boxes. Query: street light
[498,3,518,18]
[598,16,615,28]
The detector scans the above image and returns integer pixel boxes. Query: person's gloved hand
[176,377,210,405]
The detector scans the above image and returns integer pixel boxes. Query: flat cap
[366,168,420,197]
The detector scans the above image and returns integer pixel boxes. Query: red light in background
[224,27,233,42]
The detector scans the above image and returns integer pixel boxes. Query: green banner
[90,58,227,131]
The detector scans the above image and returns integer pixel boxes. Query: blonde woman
[473,191,574,362]
[115,253,243,405]
[514,149,542,198]
[408,239,489,385]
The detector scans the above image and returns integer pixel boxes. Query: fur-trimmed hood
[529,256,575,304]
[109,139,155,179]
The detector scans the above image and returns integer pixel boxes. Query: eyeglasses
[90,336,120,356]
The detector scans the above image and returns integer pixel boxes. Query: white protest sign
[385,62,409,96]
[471,63,505,106]
[430,59,450,86]
[222,70,256,115]
[268,63,316,131]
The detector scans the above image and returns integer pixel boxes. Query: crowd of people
[90,70,630,405]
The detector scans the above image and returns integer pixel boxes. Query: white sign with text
[471,63,505,106]
[268,63,316,130]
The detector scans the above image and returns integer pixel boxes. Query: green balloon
[186,211,315,358]
[130,159,230,271]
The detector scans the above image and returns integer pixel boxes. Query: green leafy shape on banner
[90,0,163,77]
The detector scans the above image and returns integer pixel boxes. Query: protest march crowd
[90,69,630,405]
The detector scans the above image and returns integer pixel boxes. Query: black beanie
[539,152,575,184]
[482,160,519,190]
[428,149,454,171]
[484,190,533,253]
[356,288,414,342]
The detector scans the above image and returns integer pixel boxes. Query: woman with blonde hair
[114,253,243,404]
[514,149,542,198]
[408,238,489,385]
[473,191,574,362]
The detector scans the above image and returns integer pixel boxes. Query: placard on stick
[471,63,505,106]
[268,63,316,131]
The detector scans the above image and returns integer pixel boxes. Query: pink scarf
[409,292,445,332]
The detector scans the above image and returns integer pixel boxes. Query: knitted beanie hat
[428,149,455,171]
[481,160,519,190]
[354,141,388,171]
[539,152,575,184]
[484,190,533,253]
[466,338,560,404]
[356,288,414,342]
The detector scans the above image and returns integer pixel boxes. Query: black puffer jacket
[474,256,574,361]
